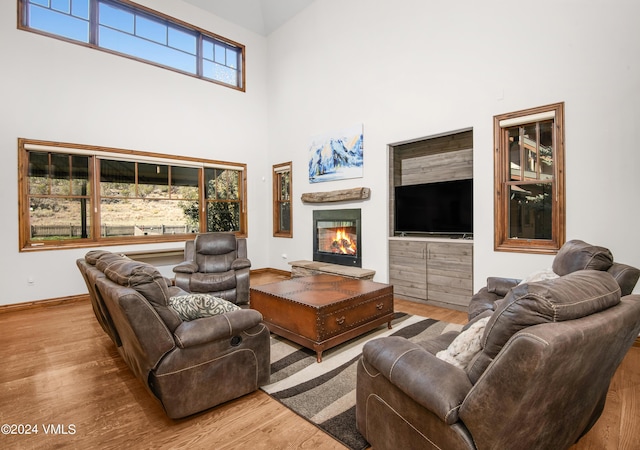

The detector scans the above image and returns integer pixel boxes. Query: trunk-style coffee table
[250,274,394,362]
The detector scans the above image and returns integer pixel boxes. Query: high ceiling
[181,0,315,36]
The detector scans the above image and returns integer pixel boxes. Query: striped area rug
[261,313,462,450]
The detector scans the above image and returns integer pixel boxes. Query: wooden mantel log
[301,187,370,203]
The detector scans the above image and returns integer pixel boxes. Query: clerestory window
[18,0,245,90]
[18,138,247,251]
[494,102,565,254]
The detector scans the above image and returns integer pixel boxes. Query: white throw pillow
[168,293,240,321]
[518,268,559,285]
[436,317,490,370]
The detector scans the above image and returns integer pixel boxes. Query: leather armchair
[468,239,640,321]
[356,270,640,450]
[173,232,251,307]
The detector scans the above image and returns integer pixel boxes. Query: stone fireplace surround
[288,259,375,280]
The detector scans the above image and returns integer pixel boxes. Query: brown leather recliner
[468,239,640,321]
[173,232,251,307]
[77,250,270,419]
[356,269,640,449]
[77,254,121,347]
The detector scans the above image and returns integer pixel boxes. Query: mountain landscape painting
[308,124,363,183]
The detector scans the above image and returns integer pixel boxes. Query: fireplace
[312,209,362,267]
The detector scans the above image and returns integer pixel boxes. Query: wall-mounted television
[394,179,473,236]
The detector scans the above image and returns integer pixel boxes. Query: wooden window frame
[18,138,247,252]
[17,0,246,91]
[273,162,292,238]
[494,102,565,254]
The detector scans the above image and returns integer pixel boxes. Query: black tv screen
[394,179,473,235]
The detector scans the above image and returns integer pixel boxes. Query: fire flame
[330,228,357,255]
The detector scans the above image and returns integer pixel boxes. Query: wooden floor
[0,270,638,449]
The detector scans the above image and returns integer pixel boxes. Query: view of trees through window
[272,162,292,238]
[494,102,565,253]
[28,152,92,240]
[506,121,554,240]
[204,168,241,233]
[97,159,201,238]
[20,141,246,250]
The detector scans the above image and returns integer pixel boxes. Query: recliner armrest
[362,336,472,425]
[231,258,251,270]
[173,261,199,274]
[608,263,640,296]
[173,309,264,348]
[486,277,521,296]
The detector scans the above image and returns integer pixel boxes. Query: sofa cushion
[100,258,171,307]
[168,293,240,321]
[85,249,116,265]
[195,232,237,255]
[190,270,237,293]
[482,270,620,358]
[552,239,613,276]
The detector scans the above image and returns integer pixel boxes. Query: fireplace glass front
[313,209,361,267]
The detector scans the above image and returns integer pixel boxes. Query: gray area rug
[261,312,461,450]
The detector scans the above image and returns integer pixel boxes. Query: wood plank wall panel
[395,130,473,186]
[388,146,401,234]
[402,148,473,185]
[395,130,473,158]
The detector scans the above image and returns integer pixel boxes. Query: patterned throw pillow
[168,294,240,321]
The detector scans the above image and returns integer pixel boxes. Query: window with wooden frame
[273,162,292,238]
[18,138,247,251]
[494,102,565,254]
[18,0,245,91]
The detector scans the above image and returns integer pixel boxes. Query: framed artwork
[308,123,363,183]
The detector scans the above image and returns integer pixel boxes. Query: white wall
[3,0,640,307]
[0,0,271,304]
[266,0,640,293]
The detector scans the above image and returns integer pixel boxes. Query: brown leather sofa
[77,250,270,419]
[173,232,251,306]
[356,261,640,449]
[468,239,640,321]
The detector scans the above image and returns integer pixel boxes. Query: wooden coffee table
[250,274,394,362]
